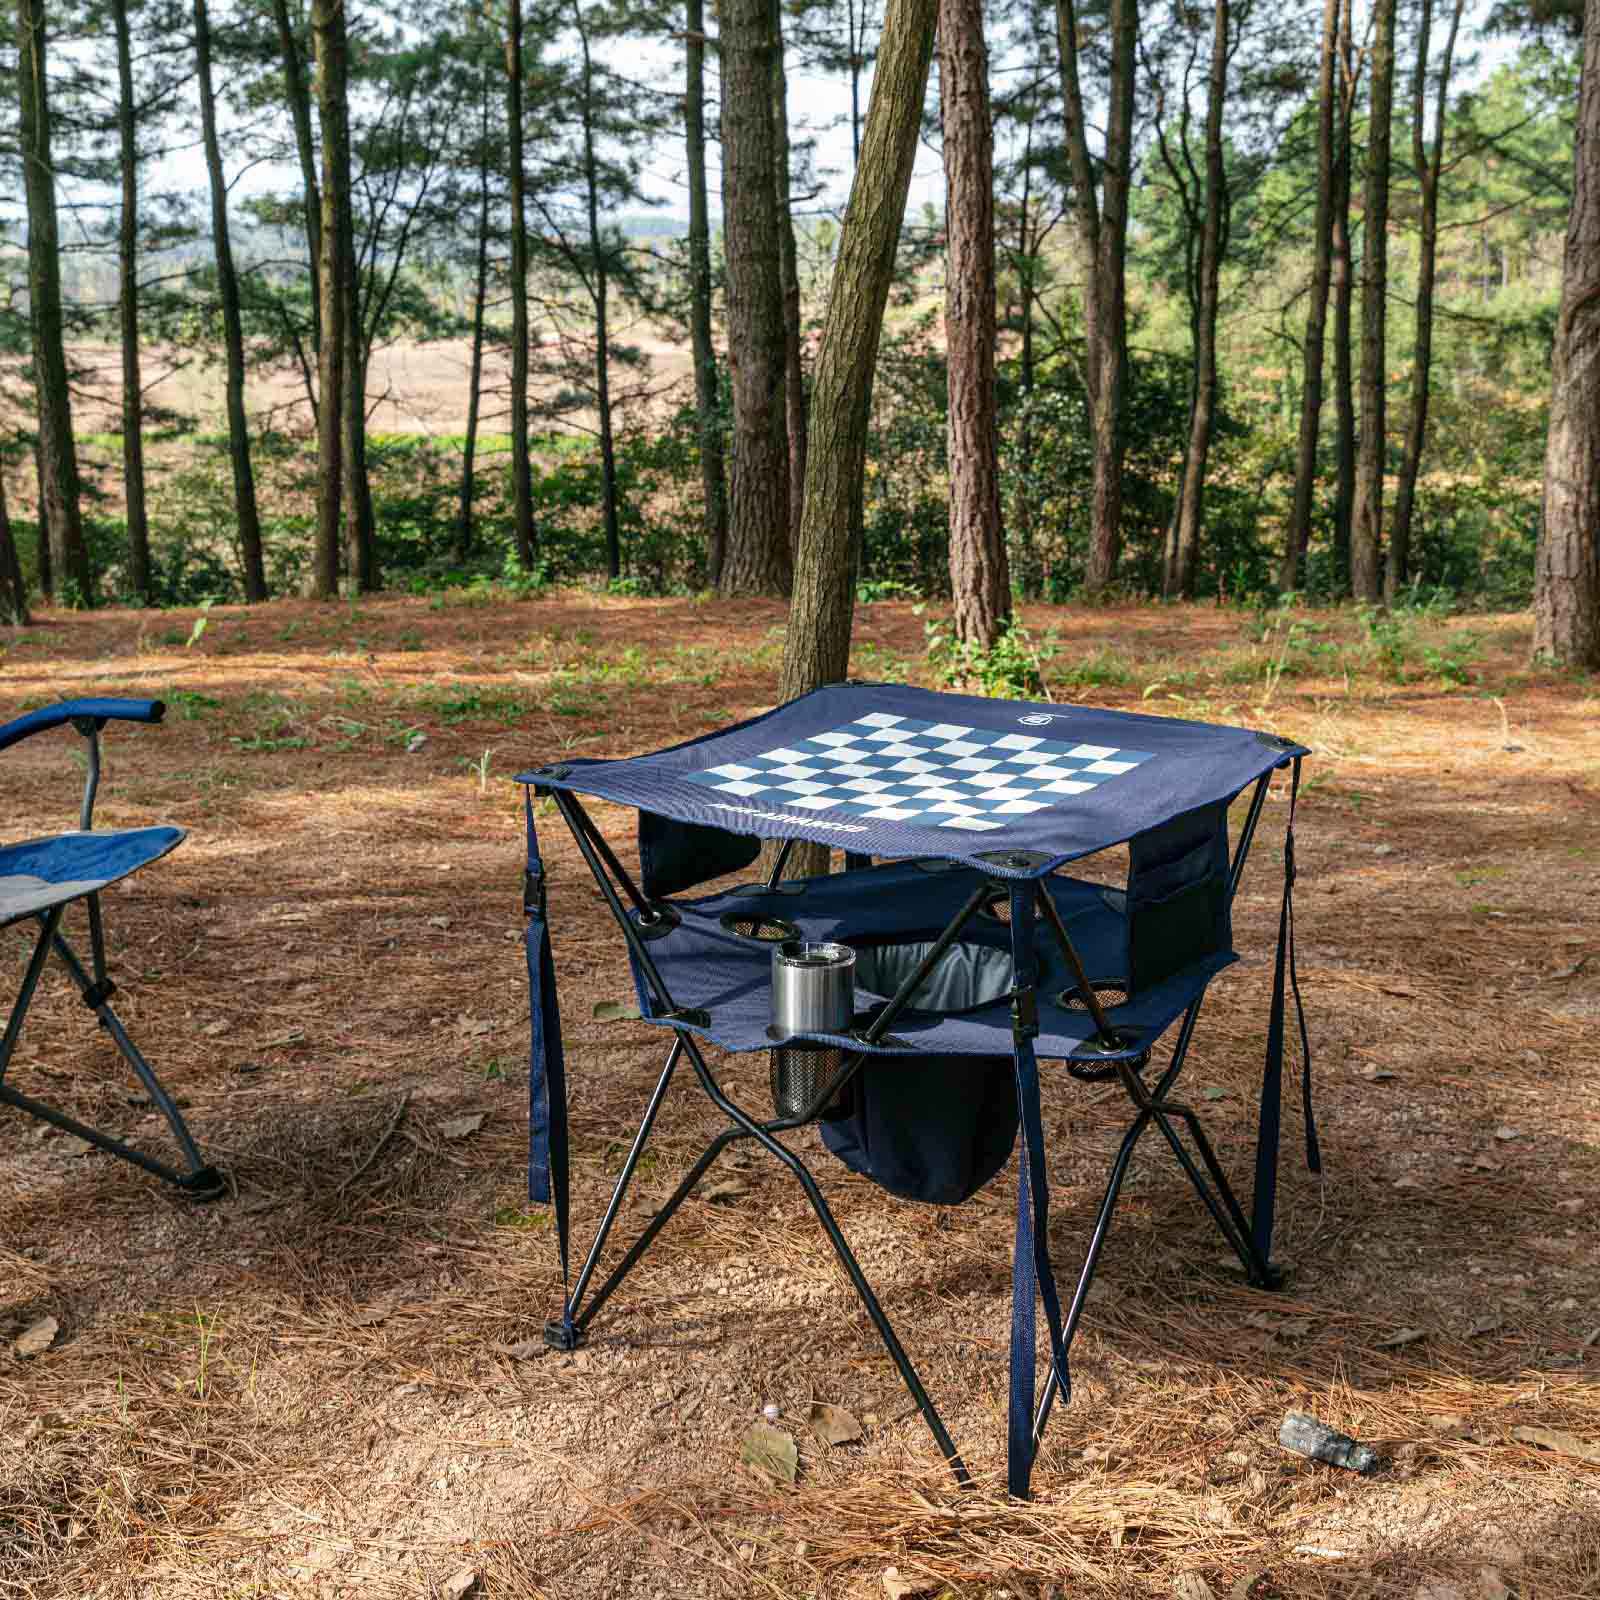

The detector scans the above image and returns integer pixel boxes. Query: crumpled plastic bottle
[1279,1411,1380,1473]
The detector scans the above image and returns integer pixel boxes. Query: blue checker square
[684,712,1155,834]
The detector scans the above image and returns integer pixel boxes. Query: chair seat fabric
[0,827,185,927]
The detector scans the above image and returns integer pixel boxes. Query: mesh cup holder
[721,911,799,943]
[770,1045,849,1122]
[1056,979,1129,1011]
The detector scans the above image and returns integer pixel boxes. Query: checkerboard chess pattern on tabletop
[684,712,1155,833]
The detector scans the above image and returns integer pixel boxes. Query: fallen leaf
[456,1017,492,1037]
[1373,844,1396,857]
[1174,1576,1218,1600]
[427,915,452,930]
[882,1568,940,1600]
[1380,981,1417,997]
[1393,1176,1424,1190]
[592,999,640,1021]
[703,1179,748,1204]
[1493,1126,1520,1142]
[1203,1086,1228,1101]
[348,1297,399,1327]
[1510,1425,1600,1464]
[1546,957,1589,981]
[807,1402,863,1445]
[1363,1065,1398,1082]
[441,1569,477,1600]
[405,732,428,753]
[1376,1327,1426,1349]
[1476,1570,1510,1600]
[439,1114,484,1140]
[1471,1154,1502,1173]
[741,1420,798,1485]
[202,1019,230,1037]
[1467,1316,1503,1339]
[14,1315,59,1359]
[497,1339,543,1360]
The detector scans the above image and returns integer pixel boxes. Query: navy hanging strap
[1251,757,1319,1266]
[1005,882,1069,1499]
[525,789,574,1344]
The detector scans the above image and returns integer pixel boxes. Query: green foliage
[925,617,1054,698]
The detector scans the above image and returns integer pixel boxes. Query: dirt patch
[1,595,1597,1598]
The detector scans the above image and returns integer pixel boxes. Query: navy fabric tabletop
[515,683,1302,875]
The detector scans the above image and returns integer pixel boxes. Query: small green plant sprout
[185,597,216,649]
[191,1305,218,1399]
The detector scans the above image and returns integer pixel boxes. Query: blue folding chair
[1,698,224,1198]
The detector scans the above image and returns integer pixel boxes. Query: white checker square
[877,741,934,757]
[1003,748,1056,764]
[1083,759,1137,775]
[779,779,830,795]
[980,787,1032,802]
[790,794,846,810]
[861,806,918,821]
[887,757,939,774]
[715,779,768,796]
[993,733,1044,750]
[705,763,758,780]
[994,800,1050,815]
[962,770,1021,789]
[1042,779,1095,796]
[933,740,985,757]
[840,777,893,793]
[949,756,1003,772]
[1021,765,1083,782]
[770,764,821,780]
[760,747,811,764]
[829,763,882,778]
[1067,743,1118,760]
[864,728,914,744]
[927,800,980,816]
[940,815,1004,832]
[855,712,905,728]
[924,723,975,739]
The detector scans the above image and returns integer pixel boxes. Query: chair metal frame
[536,771,1281,1486]
[1,702,224,1199]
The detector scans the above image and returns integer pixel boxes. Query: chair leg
[0,913,224,1200]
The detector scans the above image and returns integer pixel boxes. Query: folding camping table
[517,685,1316,1497]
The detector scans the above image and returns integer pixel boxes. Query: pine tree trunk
[772,0,807,546]
[0,467,28,624]
[343,336,377,590]
[31,439,51,597]
[1282,0,1339,592]
[686,0,728,585]
[576,14,622,581]
[780,0,936,702]
[940,0,1009,648]
[1389,0,1463,602]
[1534,0,1600,667]
[1351,0,1396,604]
[719,0,791,596]
[17,0,90,605]
[112,0,152,604]
[458,76,492,562]
[271,0,322,362]
[1167,0,1228,599]
[1055,0,1135,594]
[195,0,268,601]
[1330,0,1356,594]
[506,0,536,570]
[310,0,346,599]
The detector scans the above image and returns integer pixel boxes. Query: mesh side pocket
[770,1045,848,1121]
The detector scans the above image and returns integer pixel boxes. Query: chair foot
[177,1165,228,1202]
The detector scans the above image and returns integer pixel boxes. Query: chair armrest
[0,698,166,755]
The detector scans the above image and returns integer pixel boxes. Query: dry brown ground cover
[0,594,1596,1600]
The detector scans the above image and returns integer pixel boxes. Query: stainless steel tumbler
[769,940,855,1121]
